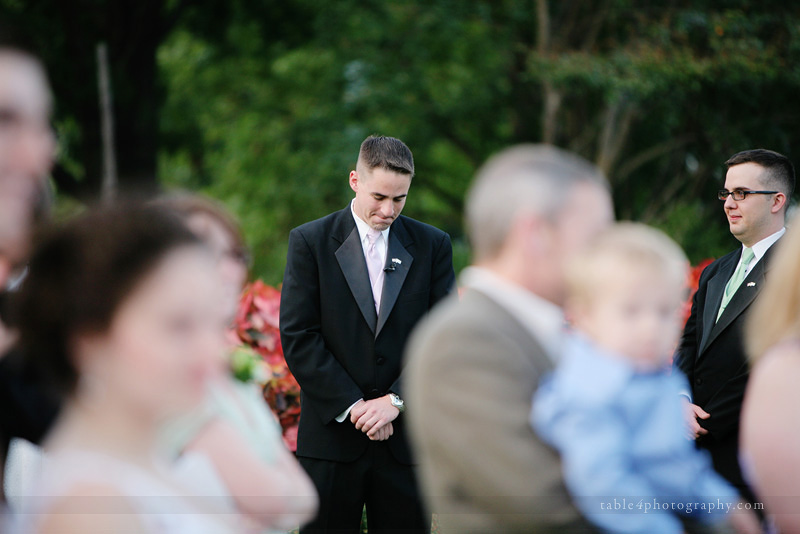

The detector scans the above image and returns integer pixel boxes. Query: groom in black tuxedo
[675,149,794,504]
[280,135,455,533]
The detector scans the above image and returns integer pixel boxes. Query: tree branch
[541,81,562,145]
[536,0,550,55]
[535,0,562,144]
[615,134,695,183]
[581,0,608,52]
[596,95,637,177]
[551,0,582,51]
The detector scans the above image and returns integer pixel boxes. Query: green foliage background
[8,0,800,283]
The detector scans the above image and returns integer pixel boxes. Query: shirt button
[695,378,703,386]
[376,357,386,365]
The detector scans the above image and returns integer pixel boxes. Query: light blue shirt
[531,335,738,534]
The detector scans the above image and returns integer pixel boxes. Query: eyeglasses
[718,189,778,201]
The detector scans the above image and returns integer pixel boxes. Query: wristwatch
[388,393,405,413]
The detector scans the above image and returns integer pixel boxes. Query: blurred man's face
[547,182,614,305]
[0,52,55,181]
[0,51,55,289]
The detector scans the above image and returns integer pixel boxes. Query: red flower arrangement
[231,280,301,451]
[682,259,714,327]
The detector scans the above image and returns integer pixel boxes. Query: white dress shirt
[734,227,785,277]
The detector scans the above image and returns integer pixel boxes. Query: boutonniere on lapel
[746,282,756,287]
[384,258,402,273]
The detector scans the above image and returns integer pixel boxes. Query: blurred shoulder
[548,336,634,405]
[407,289,536,374]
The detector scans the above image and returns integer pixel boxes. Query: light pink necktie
[366,229,384,313]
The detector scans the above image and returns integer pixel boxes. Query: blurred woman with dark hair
[10,202,247,533]
[156,193,250,318]
[155,192,318,532]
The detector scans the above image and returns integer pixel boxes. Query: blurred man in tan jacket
[405,145,613,533]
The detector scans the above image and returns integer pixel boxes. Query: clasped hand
[350,396,399,441]
[683,399,710,440]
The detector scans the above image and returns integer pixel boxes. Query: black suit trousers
[299,442,428,534]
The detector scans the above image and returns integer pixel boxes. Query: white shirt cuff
[335,399,363,423]
[678,390,692,402]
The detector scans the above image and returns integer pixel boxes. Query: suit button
[695,378,703,386]
[376,357,386,365]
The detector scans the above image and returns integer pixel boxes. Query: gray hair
[465,144,609,262]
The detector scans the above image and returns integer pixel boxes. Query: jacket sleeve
[279,228,364,424]
[674,266,710,387]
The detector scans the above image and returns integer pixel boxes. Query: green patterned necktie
[717,247,755,322]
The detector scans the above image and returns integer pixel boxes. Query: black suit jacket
[0,347,60,501]
[675,242,778,487]
[279,205,455,465]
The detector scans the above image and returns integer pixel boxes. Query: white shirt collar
[460,266,564,362]
[350,200,390,246]
[747,227,785,261]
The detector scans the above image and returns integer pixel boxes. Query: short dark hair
[358,135,415,178]
[14,202,202,397]
[725,149,796,201]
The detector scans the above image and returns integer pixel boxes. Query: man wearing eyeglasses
[675,148,794,506]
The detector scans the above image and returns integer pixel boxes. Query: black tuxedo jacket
[674,242,778,487]
[280,205,455,465]
[0,347,60,501]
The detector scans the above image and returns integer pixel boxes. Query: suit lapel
[700,246,774,355]
[698,254,737,354]
[376,218,414,337]
[334,214,377,333]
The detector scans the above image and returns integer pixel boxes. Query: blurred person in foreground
[675,149,793,507]
[0,36,58,502]
[405,144,613,533]
[9,203,251,533]
[157,192,318,531]
[742,213,800,534]
[0,37,55,288]
[280,135,455,533]
[531,223,760,534]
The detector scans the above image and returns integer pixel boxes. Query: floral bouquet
[230,280,301,451]
[681,259,714,326]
